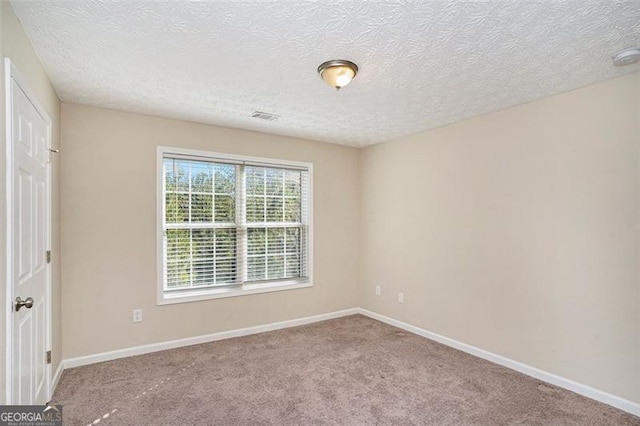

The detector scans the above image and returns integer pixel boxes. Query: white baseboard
[356,308,640,417]
[56,306,639,417]
[63,308,359,369]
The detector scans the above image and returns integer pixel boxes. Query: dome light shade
[318,60,358,91]
[612,48,640,66]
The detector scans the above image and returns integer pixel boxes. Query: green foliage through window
[162,156,308,290]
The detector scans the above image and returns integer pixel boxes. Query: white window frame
[156,146,313,305]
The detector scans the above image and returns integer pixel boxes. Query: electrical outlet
[133,309,143,323]
[398,292,404,303]
[375,286,381,296]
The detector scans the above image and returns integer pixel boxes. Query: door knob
[15,296,34,312]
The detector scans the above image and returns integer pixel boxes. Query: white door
[8,71,51,404]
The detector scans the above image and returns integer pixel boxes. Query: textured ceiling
[10,1,640,147]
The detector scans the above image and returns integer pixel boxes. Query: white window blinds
[162,154,310,292]
[245,166,309,282]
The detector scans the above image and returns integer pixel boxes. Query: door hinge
[46,250,51,264]
[47,148,59,164]
[46,351,51,364]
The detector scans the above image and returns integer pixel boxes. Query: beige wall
[0,1,61,402]
[61,74,639,405]
[60,103,360,358]
[0,0,636,409]
[359,73,640,403]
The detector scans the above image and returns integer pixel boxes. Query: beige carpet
[52,315,639,425]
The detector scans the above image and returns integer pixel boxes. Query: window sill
[157,280,313,305]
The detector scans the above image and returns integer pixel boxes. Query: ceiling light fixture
[612,48,640,66]
[318,60,359,91]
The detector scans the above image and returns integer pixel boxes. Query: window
[157,147,312,304]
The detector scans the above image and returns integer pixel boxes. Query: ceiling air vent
[251,111,279,121]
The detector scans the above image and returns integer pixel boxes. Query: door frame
[4,58,53,404]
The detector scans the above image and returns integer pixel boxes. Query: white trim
[4,58,53,404]
[356,308,640,417]
[4,57,12,406]
[155,146,314,305]
[159,281,313,305]
[50,361,64,397]
[53,307,639,417]
[157,146,313,170]
[156,146,164,305]
[63,308,358,369]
